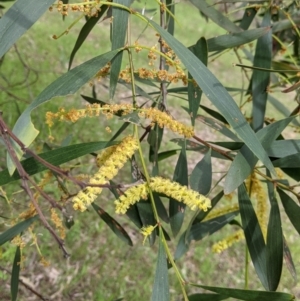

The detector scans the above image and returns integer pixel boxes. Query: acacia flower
[140,225,157,244]
[115,177,211,214]
[73,136,139,212]
[115,183,148,214]
[150,177,211,212]
[139,108,194,138]
[212,229,244,253]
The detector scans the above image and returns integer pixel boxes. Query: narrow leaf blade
[92,203,133,246]
[151,235,169,301]
[11,246,21,301]
[238,185,267,289]
[0,216,38,246]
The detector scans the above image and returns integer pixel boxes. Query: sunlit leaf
[251,9,271,131]
[0,0,55,59]
[110,0,131,99]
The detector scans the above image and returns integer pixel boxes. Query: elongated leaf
[0,141,116,185]
[149,19,275,175]
[9,49,121,175]
[189,0,242,33]
[175,211,238,260]
[197,115,240,142]
[239,6,258,30]
[207,27,271,52]
[92,203,133,246]
[199,105,228,125]
[193,285,294,301]
[224,115,295,194]
[166,0,175,35]
[273,153,300,168]
[278,188,300,235]
[169,143,188,237]
[11,246,21,301]
[188,294,228,301]
[238,185,267,289]
[266,178,283,291]
[148,123,164,174]
[110,0,130,99]
[188,38,207,125]
[68,5,109,69]
[0,216,38,245]
[0,0,55,59]
[190,149,212,195]
[266,140,300,158]
[251,10,271,131]
[151,235,169,301]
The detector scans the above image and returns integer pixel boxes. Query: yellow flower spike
[150,177,211,212]
[96,146,118,167]
[115,183,149,214]
[73,136,139,212]
[204,204,239,221]
[212,229,244,253]
[140,224,158,245]
[141,108,194,138]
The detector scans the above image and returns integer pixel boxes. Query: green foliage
[1,0,300,300]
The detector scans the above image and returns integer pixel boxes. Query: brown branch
[0,112,69,258]
[192,134,234,161]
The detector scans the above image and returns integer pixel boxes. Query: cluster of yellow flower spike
[114,177,211,214]
[72,136,139,212]
[46,104,194,137]
[49,0,101,17]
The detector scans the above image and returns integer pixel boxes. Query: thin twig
[0,113,69,257]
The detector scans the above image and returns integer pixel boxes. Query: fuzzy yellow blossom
[139,108,194,138]
[11,235,26,249]
[50,208,65,239]
[212,229,244,253]
[40,256,50,267]
[204,204,239,221]
[140,225,157,244]
[150,177,211,211]
[96,145,118,167]
[73,136,139,212]
[19,203,37,220]
[45,104,101,127]
[115,183,149,214]
[115,177,211,214]
[246,173,268,240]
